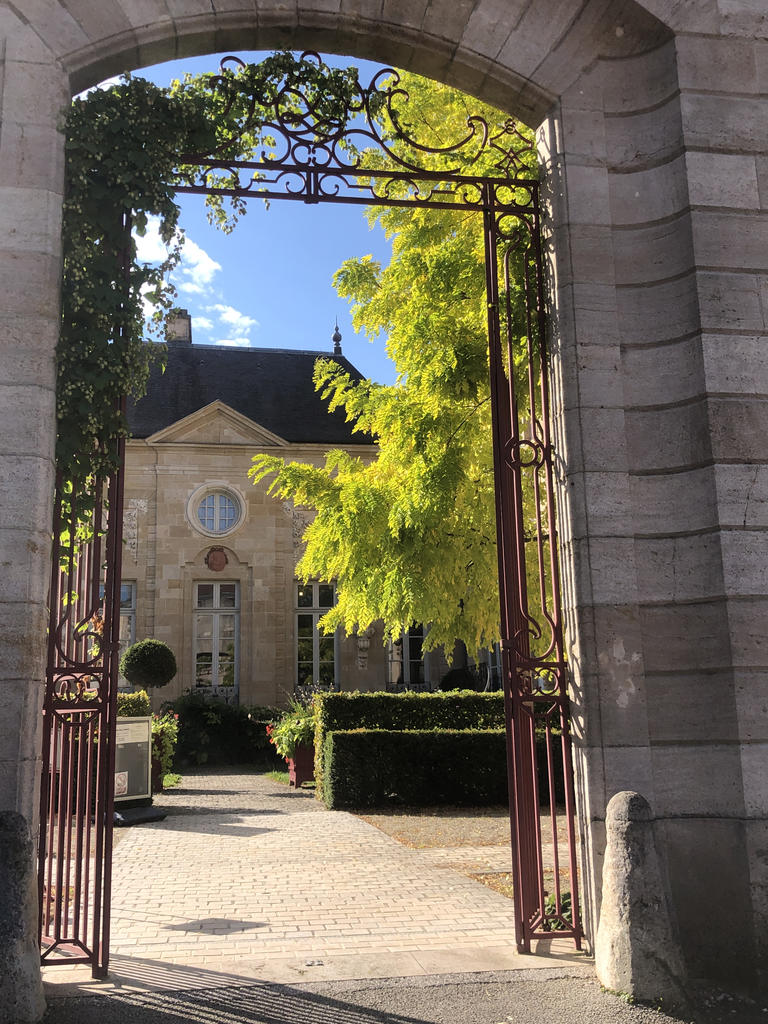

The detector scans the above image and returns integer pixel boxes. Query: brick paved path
[44,768,583,993]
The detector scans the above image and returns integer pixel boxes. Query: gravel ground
[43,969,768,1024]
[357,806,513,849]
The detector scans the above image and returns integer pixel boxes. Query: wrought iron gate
[40,53,581,972]
[38,459,125,975]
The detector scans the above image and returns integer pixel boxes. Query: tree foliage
[251,74,537,656]
[120,638,177,690]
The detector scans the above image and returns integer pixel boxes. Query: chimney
[167,308,192,343]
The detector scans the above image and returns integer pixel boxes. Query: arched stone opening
[2,3,767,1017]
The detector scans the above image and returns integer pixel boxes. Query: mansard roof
[127,342,368,445]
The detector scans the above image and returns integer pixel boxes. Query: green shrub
[543,889,572,931]
[267,701,316,760]
[120,638,177,690]
[322,729,509,809]
[166,691,282,766]
[116,689,151,717]
[151,712,179,776]
[314,691,505,801]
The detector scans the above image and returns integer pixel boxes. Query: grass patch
[266,770,290,786]
[163,772,182,789]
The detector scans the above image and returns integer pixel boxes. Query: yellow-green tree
[251,73,538,656]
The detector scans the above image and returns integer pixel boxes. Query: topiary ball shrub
[120,639,177,690]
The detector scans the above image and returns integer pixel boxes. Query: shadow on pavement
[44,980,431,1024]
[154,805,286,816]
[163,917,267,934]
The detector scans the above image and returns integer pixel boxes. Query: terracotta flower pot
[151,753,164,793]
[288,743,315,788]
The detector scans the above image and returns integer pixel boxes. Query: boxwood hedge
[314,690,505,799]
[322,729,509,809]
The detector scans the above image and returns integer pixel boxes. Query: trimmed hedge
[322,729,509,809]
[116,690,151,717]
[120,638,177,689]
[314,690,505,800]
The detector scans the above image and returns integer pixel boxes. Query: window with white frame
[196,491,240,535]
[194,581,239,697]
[118,582,136,685]
[295,582,337,691]
[388,624,431,690]
[118,581,136,641]
[99,581,136,690]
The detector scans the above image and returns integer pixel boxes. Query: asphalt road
[43,968,768,1024]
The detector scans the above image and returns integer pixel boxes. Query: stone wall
[540,22,768,983]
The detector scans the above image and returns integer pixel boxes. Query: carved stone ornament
[205,546,228,572]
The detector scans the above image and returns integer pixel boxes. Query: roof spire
[332,321,342,355]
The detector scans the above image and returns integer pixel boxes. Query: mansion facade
[122,322,449,708]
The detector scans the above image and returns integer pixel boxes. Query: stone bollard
[0,812,46,1023]
[595,791,688,1010]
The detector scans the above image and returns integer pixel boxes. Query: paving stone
[45,768,578,993]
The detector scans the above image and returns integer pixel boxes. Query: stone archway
[2,3,767,1018]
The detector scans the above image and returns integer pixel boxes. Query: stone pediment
[145,401,287,447]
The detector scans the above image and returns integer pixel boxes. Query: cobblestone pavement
[43,768,584,995]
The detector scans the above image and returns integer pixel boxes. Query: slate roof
[127,342,370,445]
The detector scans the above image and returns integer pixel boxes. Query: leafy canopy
[251,73,537,656]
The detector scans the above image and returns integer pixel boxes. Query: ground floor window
[194,581,239,698]
[388,624,431,691]
[100,581,136,689]
[295,582,337,691]
[118,582,136,651]
[479,642,503,691]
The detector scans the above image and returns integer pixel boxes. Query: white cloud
[205,303,259,334]
[182,239,222,288]
[216,336,251,347]
[194,316,214,332]
[134,223,223,311]
[177,280,207,296]
[139,282,156,322]
[134,215,171,263]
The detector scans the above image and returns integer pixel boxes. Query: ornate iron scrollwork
[176,51,536,212]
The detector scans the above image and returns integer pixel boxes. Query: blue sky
[127,52,397,384]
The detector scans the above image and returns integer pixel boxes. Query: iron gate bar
[40,53,582,971]
[175,158,536,214]
[527,198,583,943]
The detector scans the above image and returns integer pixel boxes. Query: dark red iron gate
[483,188,582,948]
[38,458,126,975]
[40,53,581,971]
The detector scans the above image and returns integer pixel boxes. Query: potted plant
[267,700,316,788]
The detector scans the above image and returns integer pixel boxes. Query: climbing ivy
[58,52,365,525]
